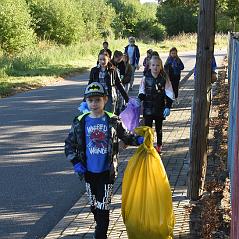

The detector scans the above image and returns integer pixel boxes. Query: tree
[0,0,36,54]
[27,0,85,45]
[108,0,166,40]
[156,2,198,36]
[107,0,142,37]
[188,0,216,200]
[77,0,116,39]
[157,0,239,33]
[225,0,239,31]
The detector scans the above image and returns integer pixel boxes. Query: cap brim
[84,92,106,98]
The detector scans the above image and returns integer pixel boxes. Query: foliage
[150,23,167,42]
[77,0,116,39]
[0,0,235,54]
[27,0,85,45]
[108,0,165,41]
[158,0,198,8]
[0,33,228,98]
[216,0,239,32]
[135,20,166,42]
[159,0,239,33]
[0,0,36,54]
[0,33,227,78]
[108,0,141,37]
[138,2,166,41]
[140,2,158,18]
[156,3,198,36]
[216,15,233,32]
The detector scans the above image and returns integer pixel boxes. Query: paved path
[44,68,194,239]
[0,50,225,239]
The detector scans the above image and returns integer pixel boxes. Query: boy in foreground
[65,82,143,239]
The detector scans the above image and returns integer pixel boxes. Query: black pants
[170,75,180,99]
[144,115,163,145]
[85,171,113,239]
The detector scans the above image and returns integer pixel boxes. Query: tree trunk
[188,0,216,200]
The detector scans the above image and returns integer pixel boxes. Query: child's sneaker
[155,145,162,154]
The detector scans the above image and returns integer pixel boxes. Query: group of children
[65,37,185,239]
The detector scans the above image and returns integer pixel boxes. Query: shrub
[150,23,167,42]
[216,14,232,32]
[216,13,239,32]
[156,4,198,36]
[78,0,116,40]
[108,0,166,41]
[136,20,166,42]
[0,0,36,54]
[107,0,142,37]
[27,0,85,45]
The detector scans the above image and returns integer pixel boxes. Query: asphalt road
[0,50,226,239]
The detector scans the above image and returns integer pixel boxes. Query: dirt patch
[186,62,231,238]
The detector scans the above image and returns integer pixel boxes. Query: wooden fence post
[188,0,216,200]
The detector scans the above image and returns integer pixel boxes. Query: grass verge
[0,76,64,98]
[0,33,227,98]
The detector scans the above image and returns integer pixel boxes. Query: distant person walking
[124,36,140,90]
[121,53,133,94]
[164,47,184,104]
[111,50,127,113]
[111,50,125,79]
[102,41,112,59]
[143,49,153,76]
[88,51,129,114]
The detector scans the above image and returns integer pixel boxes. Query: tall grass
[0,33,228,97]
[0,38,130,97]
[0,33,227,78]
[138,33,228,55]
[0,38,132,78]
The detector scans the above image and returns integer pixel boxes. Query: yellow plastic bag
[122,126,175,239]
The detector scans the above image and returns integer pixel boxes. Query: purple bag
[120,97,141,132]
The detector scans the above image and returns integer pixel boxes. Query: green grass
[138,33,228,54]
[0,33,227,98]
[0,76,55,97]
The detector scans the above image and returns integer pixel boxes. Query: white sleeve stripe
[165,76,175,100]
[138,76,145,95]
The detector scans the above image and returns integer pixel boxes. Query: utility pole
[188,0,216,200]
